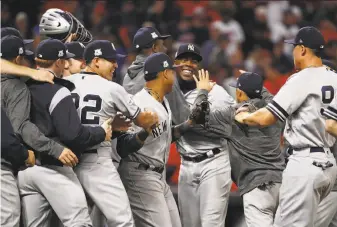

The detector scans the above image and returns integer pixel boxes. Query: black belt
[181,148,222,163]
[290,147,328,154]
[137,163,164,174]
[83,149,97,154]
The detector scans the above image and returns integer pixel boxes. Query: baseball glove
[189,91,210,128]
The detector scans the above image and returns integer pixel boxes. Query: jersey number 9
[71,93,102,124]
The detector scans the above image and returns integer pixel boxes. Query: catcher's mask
[39,8,92,43]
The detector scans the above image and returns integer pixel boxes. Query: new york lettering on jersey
[266,66,337,148]
[126,89,172,167]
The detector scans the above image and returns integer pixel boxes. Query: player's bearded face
[175,57,199,81]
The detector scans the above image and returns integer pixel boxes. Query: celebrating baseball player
[194,71,285,227]
[163,43,234,227]
[69,40,160,227]
[236,26,337,227]
[63,42,86,79]
[316,60,337,227]
[123,27,170,94]
[18,39,113,227]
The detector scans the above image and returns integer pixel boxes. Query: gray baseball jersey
[124,89,172,166]
[176,85,235,156]
[323,92,337,191]
[266,66,337,148]
[71,72,140,151]
[207,88,285,195]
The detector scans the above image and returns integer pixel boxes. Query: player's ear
[14,56,22,65]
[93,57,100,68]
[301,45,306,56]
[80,60,86,69]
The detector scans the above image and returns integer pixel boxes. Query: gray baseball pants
[119,161,181,227]
[274,148,337,227]
[17,165,92,227]
[74,148,134,227]
[315,190,337,227]
[178,151,232,227]
[243,183,281,227]
[1,169,20,227]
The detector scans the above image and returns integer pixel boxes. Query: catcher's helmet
[39,8,92,43]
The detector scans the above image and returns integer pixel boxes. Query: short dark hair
[310,48,323,58]
[144,72,159,82]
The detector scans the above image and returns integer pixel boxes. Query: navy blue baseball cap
[133,27,170,50]
[65,42,85,60]
[284,26,325,50]
[1,35,34,60]
[1,27,34,44]
[36,39,75,60]
[229,72,263,98]
[144,53,176,81]
[175,43,203,62]
[84,40,125,62]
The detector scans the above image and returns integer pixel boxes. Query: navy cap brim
[284,38,297,45]
[176,51,203,61]
[158,35,171,40]
[65,51,76,59]
[23,39,34,45]
[25,50,34,56]
[104,54,127,60]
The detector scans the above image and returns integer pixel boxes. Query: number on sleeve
[321,86,334,104]
[81,95,102,124]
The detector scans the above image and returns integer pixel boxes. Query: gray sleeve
[112,84,141,120]
[207,106,234,137]
[261,87,274,103]
[266,75,307,122]
[4,82,64,158]
[322,92,337,121]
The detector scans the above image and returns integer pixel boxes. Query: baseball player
[197,71,285,227]
[70,40,159,227]
[118,52,186,227]
[315,60,337,227]
[63,42,86,79]
[164,43,234,227]
[1,108,35,227]
[236,26,337,227]
[19,39,113,227]
[123,27,170,94]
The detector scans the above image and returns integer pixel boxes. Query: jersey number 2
[321,86,334,104]
[71,93,102,124]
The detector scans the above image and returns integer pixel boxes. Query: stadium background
[2,0,337,226]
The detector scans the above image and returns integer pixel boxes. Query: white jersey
[266,66,337,148]
[125,89,172,167]
[64,74,83,84]
[322,91,337,121]
[71,72,140,152]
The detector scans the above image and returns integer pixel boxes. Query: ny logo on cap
[79,42,85,48]
[58,50,64,57]
[163,61,169,68]
[151,32,158,39]
[188,44,194,51]
[19,47,24,55]
[94,49,102,56]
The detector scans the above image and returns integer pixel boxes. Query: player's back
[273,66,337,148]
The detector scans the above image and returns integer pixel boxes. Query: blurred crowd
[2,0,337,96]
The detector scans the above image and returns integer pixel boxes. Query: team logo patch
[151,32,158,39]
[58,50,64,57]
[163,60,169,68]
[94,49,102,56]
[187,44,194,51]
[19,47,24,55]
